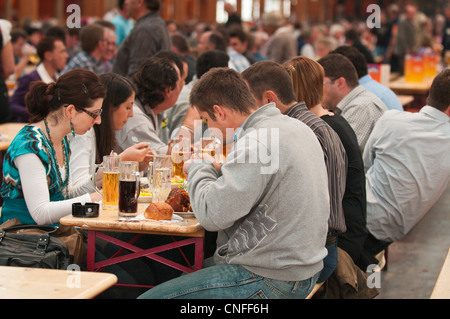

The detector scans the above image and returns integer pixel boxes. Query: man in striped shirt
[243,61,347,283]
[318,54,388,152]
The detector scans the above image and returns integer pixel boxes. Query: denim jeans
[318,241,338,283]
[138,263,320,299]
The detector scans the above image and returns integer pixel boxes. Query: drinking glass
[118,161,140,217]
[151,155,173,202]
[92,155,121,210]
[170,137,192,181]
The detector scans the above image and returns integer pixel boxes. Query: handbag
[0,224,72,269]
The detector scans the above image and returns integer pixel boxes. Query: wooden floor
[376,185,450,299]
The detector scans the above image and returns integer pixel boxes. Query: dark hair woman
[1,69,106,225]
[70,73,151,191]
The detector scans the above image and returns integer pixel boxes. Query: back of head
[426,69,450,112]
[154,50,185,79]
[196,50,230,79]
[261,11,284,28]
[133,56,178,109]
[190,67,257,120]
[144,0,161,11]
[331,45,368,78]
[26,69,105,123]
[317,53,359,89]
[242,60,297,105]
[283,56,325,109]
[171,33,190,55]
[80,23,104,53]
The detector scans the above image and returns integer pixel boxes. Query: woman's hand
[120,142,151,162]
[89,191,102,203]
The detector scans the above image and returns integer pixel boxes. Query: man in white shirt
[318,53,388,152]
[358,69,450,269]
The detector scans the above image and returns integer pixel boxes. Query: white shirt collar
[36,63,56,83]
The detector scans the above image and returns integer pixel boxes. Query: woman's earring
[70,121,75,137]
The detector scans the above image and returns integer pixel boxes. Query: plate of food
[139,177,152,203]
[144,188,194,219]
[171,176,185,189]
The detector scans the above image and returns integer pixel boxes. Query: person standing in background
[113,0,171,78]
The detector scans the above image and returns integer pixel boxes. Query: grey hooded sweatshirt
[187,103,330,282]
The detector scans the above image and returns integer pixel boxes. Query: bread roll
[144,202,174,220]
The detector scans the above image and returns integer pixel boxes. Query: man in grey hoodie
[138,67,330,299]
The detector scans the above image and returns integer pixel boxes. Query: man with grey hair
[259,10,297,64]
[113,0,171,78]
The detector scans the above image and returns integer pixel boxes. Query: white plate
[138,196,152,203]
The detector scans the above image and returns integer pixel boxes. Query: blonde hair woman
[284,56,368,267]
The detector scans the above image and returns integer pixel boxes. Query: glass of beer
[200,136,223,162]
[151,155,173,202]
[171,137,191,181]
[118,161,140,217]
[92,155,121,210]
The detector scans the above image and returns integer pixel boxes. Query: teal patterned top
[1,125,70,225]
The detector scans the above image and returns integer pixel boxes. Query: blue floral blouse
[1,125,70,225]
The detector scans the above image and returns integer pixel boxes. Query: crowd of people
[0,0,449,299]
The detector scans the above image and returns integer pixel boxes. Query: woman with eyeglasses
[69,73,152,192]
[0,69,106,225]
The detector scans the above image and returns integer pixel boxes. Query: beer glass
[151,155,172,202]
[170,137,191,181]
[118,161,140,217]
[92,155,121,210]
[199,136,223,162]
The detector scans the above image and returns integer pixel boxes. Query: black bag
[0,224,72,269]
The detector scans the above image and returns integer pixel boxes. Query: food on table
[144,202,174,220]
[165,188,192,212]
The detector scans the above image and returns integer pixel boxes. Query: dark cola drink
[118,180,138,216]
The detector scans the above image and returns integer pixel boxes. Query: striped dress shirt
[336,85,388,152]
[285,102,348,234]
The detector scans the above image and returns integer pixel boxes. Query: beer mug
[118,161,140,217]
[151,155,172,202]
[92,155,121,210]
[170,137,191,181]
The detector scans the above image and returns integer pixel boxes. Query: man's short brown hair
[80,23,104,53]
[242,60,297,105]
[317,53,359,89]
[190,68,257,121]
[426,69,450,112]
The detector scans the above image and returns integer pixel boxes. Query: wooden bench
[306,281,324,299]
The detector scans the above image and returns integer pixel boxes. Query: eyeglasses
[75,106,103,119]
[323,78,339,85]
[103,40,117,47]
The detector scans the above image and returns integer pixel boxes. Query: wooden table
[430,248,450,299]
[388,76,433,95]
[0,123,27,151]
[397,95,414,108]
[0,266,117,299]
[60,204,205,288]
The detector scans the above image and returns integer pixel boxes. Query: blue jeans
[138,263,320,299]
[318,241,338,283]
